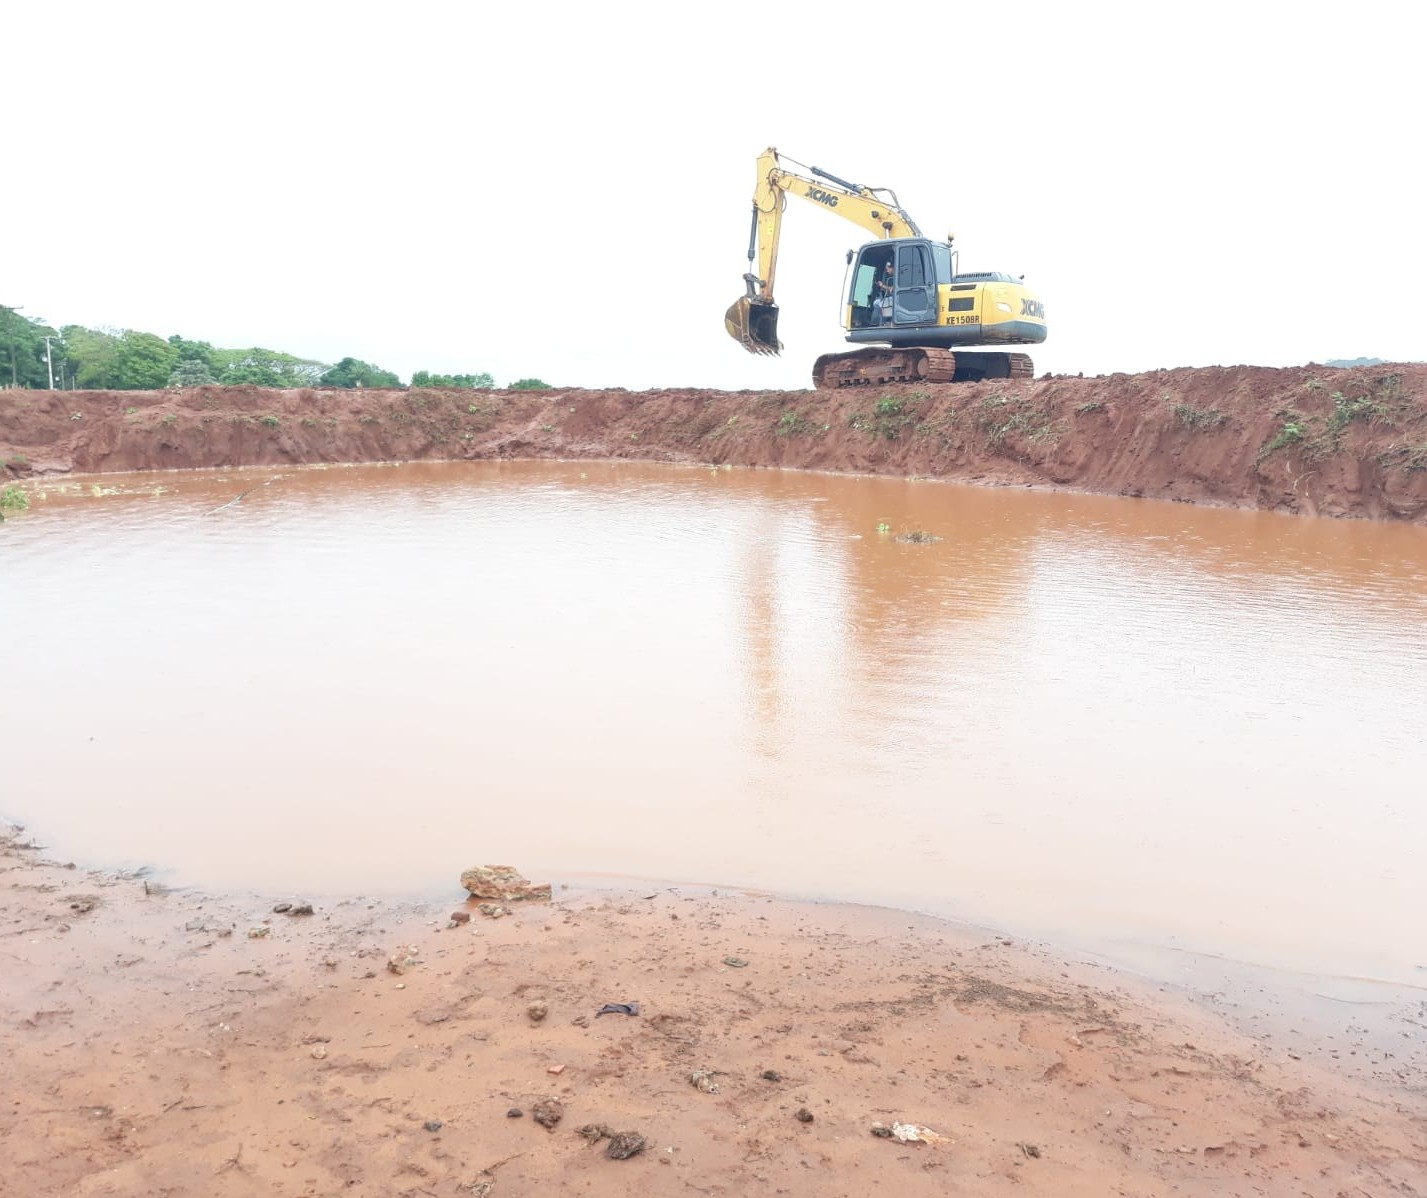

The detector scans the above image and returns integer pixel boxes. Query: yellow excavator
[726,147,1046,387]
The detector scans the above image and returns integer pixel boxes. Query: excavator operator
[873,260,896,325]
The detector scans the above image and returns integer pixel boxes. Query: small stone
[795,1108,814,1123]
[506,1108,524,1119]
[527,1001,549,1023]
[424,1119,443,1132]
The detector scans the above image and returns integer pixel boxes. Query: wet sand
[2,823,1423,1196]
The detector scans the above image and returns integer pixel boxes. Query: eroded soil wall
[4,363,1426,521]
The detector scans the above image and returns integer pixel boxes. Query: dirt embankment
[3,362,1427,521]
[5,826,1425,1197]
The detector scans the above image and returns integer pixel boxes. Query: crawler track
[812,349,1034,388]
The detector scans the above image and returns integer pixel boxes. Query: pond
[4,460,1425,990]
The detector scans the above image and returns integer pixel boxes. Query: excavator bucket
[725,298,781,355]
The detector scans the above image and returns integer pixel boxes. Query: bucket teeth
[725,298,782,356]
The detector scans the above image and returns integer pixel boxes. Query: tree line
[0,308,549,392]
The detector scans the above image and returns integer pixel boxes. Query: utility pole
[43,334,59,389]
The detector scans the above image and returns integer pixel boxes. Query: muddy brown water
[4,461,1426,996]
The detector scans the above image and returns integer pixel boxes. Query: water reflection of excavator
[725,147,1047,387]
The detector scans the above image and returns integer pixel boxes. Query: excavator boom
[726,148,921,356]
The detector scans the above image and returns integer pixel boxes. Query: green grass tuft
[1172,402,1228,431]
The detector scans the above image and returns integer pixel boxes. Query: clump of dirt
[3,363,1426,521]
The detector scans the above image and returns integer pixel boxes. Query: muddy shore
[3,824,1424,1196]
[3,362,1427,521]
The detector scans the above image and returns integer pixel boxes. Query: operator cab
[843,238,1044,352]
[847,238,948,330]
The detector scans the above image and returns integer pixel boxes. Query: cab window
[932,243,952,283]
[850,262,877,307]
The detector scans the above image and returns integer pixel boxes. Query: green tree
[218,360,288,387]
[167,359,218,388]
[410,370,494,389]
[508,377,552,391]
[167,335,217,372]
[214,348,327,388]
[0,310,58,389]
[322,356,400,388]
[115,331,179,389]
[62,325,123,389]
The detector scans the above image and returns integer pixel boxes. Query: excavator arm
[726,147,923,355]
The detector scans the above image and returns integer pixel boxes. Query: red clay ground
[4,826,1424,1197]
[3,362,1427,521]
[6,367,1427,1194]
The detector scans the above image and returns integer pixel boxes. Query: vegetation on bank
[0,307,544,392]
[1255,371,1423,468]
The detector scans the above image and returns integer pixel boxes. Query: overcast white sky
[7,1,1422,390]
